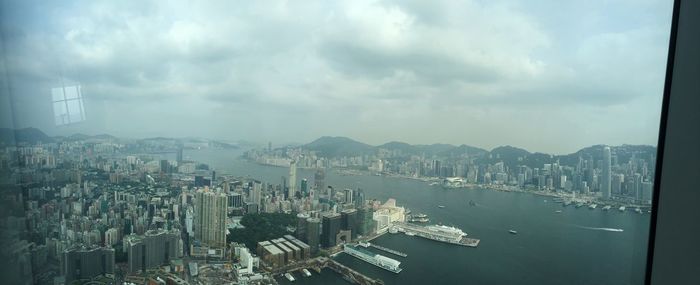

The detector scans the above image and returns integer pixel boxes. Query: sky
[0,0,674,154]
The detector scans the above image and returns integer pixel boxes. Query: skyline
[0,0,674,154]
[0,127,658,157]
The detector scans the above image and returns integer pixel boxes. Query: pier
[363,242,407,257]
[274,257,385,285]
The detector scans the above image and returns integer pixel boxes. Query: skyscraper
[321,213,341,248]
[62,246,115,283]
[300,179,308,197]
[314,169,325,195]
[195,189,228,248]
[125,229,181,273]
[306,218,321,254]
[341,209,358,239]
[288,160,297,200]
[602,147,612,199]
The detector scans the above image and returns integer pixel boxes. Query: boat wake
[575,225,624,232]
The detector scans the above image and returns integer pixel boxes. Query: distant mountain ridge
[301,136,657,169]
[0,128,54,145]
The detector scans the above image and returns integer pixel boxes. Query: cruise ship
[394,222,480,247]
[343,245,402,273]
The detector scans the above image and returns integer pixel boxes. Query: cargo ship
[343,244,402,273]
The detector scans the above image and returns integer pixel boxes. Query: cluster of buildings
[0,136,394,284]
[247,144,656,205]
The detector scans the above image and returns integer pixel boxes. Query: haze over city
[0,0,672,154]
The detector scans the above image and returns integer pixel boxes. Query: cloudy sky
[0,0,673,154]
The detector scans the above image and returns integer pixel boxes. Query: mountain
[438,144,489,157]
[304,136,374,157]
[0,128,54,145]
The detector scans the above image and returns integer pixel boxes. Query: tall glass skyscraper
[602,146,612,199]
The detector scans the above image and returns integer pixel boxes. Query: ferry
[509,230,518,235]
[409,217,429,223]
[302,269,312,277]
[619,206,626,212]
[284,273,295,282]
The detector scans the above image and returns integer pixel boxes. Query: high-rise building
[194,189,228,248]
[612,174,624,196]
[300,179,308,197]
[62,246,114,283]
[176,146,183,163]
[344,188,353,204]
[295,213,310,242]
[341,209,358,239]
[314,169,325,195]
[250,180,262,205]
[353,188,365,208]
[125,229,181,273]
[288,160,297,199]
[602,147,612,199]
[356,206,376,237]
[321,213,341,248]
[306,218,321,254]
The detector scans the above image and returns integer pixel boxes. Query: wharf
[363,242,407,257]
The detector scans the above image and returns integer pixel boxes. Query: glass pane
[0,1,673,285]
[64,85,80,99]
[51,87,64,101]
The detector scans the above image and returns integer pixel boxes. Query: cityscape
[0,128,656,285]
[0,1,671,284]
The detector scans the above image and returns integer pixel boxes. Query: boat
[602,205,612,211]
[509,230,518,234]
[413,213,428,218]
[388,227,399,234]
[302,269,312,277]
[588,204,598,209]
[555,210,563,213]
[406,231,416,236]
[285,273,295,282]
[438,205,446,208]
[469,200,477,206]
[409,217,429,223]
[405,209,412,215]
[563,200,572,207]
[394,222,480,247]
[619,206,626,212]
[575,202,584,208]
[635,208,643,214]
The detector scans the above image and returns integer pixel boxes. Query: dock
[364,243,407,257]
[273,257,385,285]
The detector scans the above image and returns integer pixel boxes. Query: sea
[181,148,650,285]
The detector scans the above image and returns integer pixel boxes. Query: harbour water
[185,148,650,285]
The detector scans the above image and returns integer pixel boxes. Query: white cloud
[0,0,673,153]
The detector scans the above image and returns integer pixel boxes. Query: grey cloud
[318,40,501,85]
